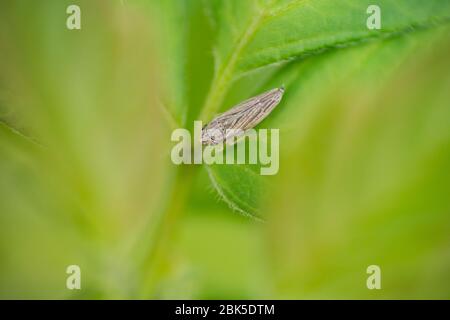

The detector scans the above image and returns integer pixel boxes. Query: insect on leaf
[201,87,284,145]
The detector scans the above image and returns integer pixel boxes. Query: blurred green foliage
[0,0,449,299]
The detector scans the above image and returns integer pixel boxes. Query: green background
[0,0,449,299]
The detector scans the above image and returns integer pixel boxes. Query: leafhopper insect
[201,87,284,145]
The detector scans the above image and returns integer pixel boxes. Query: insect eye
[211,130,223,141]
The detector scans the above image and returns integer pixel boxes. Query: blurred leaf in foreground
[0,0,168,298]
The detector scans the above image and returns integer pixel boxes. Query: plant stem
[134,164,196,298]
[199,12,264,122]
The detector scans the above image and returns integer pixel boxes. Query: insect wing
[213,88,283,131]
[201,87,284,145]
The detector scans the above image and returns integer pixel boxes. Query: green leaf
[203,0,450,218]
[201,0,450,120]
[205,164,266,220]
[265,27,450,298]
[0,1,170,298]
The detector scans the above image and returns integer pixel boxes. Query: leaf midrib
[199,1,312,121]
[238,16,450,73]
[200,11,265,122]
